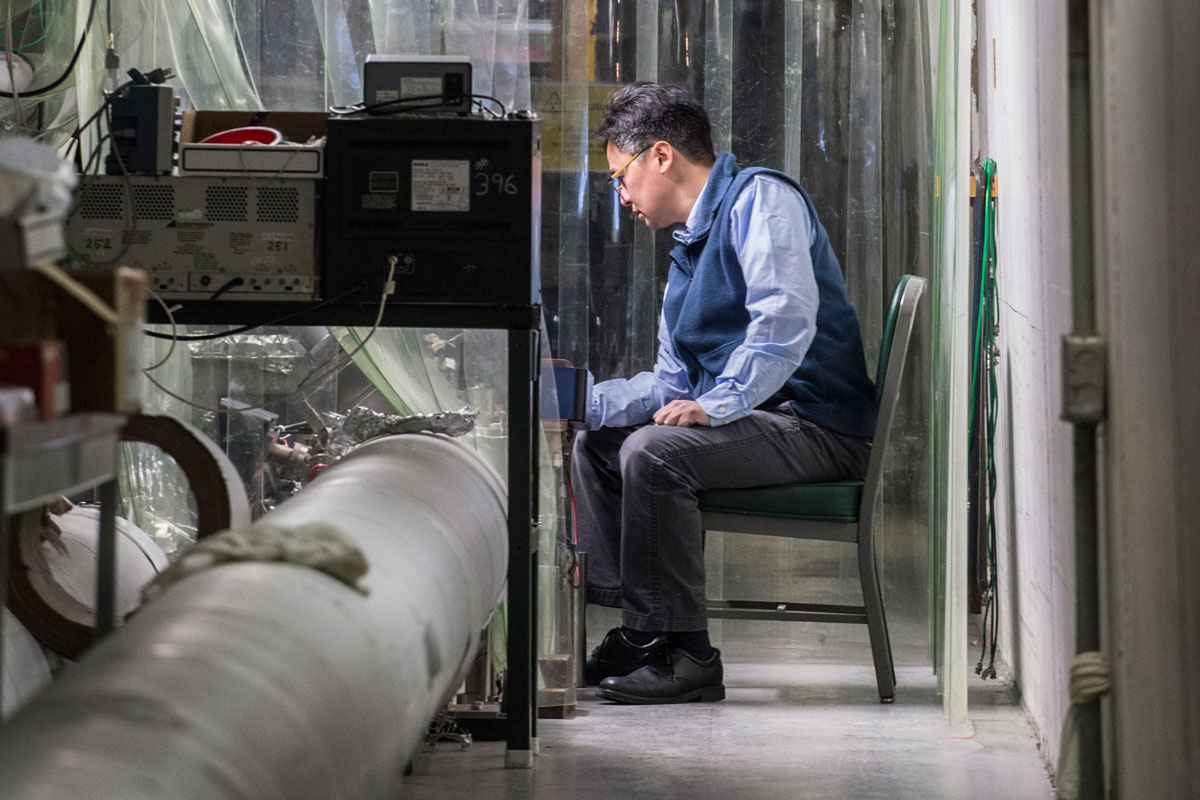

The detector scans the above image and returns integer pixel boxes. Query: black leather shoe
[584,627,667,686]
[596,647,725,704]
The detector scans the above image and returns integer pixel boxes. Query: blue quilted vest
[664,153,878,439]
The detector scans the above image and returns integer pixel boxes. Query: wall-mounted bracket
[1061,334,1106,424]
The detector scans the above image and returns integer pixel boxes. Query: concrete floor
[400,610,1055,800]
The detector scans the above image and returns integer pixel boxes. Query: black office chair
[697,274,927,703]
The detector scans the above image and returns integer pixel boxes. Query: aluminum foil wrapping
[326,406,477,458]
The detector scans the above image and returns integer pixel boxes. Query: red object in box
[0,339,68,420]
[196,126,283,145]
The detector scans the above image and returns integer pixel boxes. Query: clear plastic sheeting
[185,329,336,517]
[128,324,342,545]
[439,2,533,115]
[0,0,88,140]
[114,0,528,112]
[928,0,971,723]
[118,441,199,560]
[148,0,261,108]
[122,325,206,559]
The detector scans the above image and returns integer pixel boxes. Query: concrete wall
[975,0,1077,772]
[978,1,1200,794]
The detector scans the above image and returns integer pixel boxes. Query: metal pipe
[572,551,587,688]
[505,329,537,766]
[94,479,118,637]
[1065,0,1104,796]
[0,433,508,800]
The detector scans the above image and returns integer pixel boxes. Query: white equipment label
[402,77,443,100]
[411,160,470,212]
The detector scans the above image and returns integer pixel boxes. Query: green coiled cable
[971,157,1000,679]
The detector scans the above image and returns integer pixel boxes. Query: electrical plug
[142,67,175,84]
[127,67,174,86]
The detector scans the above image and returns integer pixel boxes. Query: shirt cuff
[696,387,754,426]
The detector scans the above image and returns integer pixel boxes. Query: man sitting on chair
[572,83,879,704]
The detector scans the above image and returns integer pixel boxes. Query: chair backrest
[857,275,927,520]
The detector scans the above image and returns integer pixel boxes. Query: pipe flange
[120,414,250,538]
[6,508,97,658]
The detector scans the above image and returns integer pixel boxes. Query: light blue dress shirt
[589,172,820,429]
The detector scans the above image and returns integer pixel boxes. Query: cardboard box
[179,110,328,178]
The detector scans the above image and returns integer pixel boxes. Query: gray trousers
[571,402,871,632]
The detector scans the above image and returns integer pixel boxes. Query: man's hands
[653,399,711,427]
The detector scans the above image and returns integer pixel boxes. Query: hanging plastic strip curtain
[784,2,935,650]
[12,0,532,145]
[929,0,972,724]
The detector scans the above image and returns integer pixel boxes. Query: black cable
[469,93,507,118]
[333,92,509,118]
[82,132,111,174]
[207,276,244,301]
[141,287,364,341]
[472,98,500,118]
[330,92,448,115]
[361,92,450,113]
[70,80,130,144]
[0,0,99,97]
[72,98,114,147]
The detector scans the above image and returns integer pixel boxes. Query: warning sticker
[411,160,470,212]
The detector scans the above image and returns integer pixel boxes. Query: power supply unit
[320,113,541,305]
[66,175,318,300]
[363,55,472,114]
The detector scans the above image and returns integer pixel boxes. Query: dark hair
[595,83,716,166]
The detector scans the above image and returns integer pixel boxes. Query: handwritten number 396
[475,172,518,196]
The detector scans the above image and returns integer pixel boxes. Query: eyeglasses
[608,146,651,191]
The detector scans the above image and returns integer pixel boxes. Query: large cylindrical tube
[0,433,507,800]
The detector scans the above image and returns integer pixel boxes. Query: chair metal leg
[859,531,896,702]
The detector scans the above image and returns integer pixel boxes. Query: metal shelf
[1,413,124,514]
